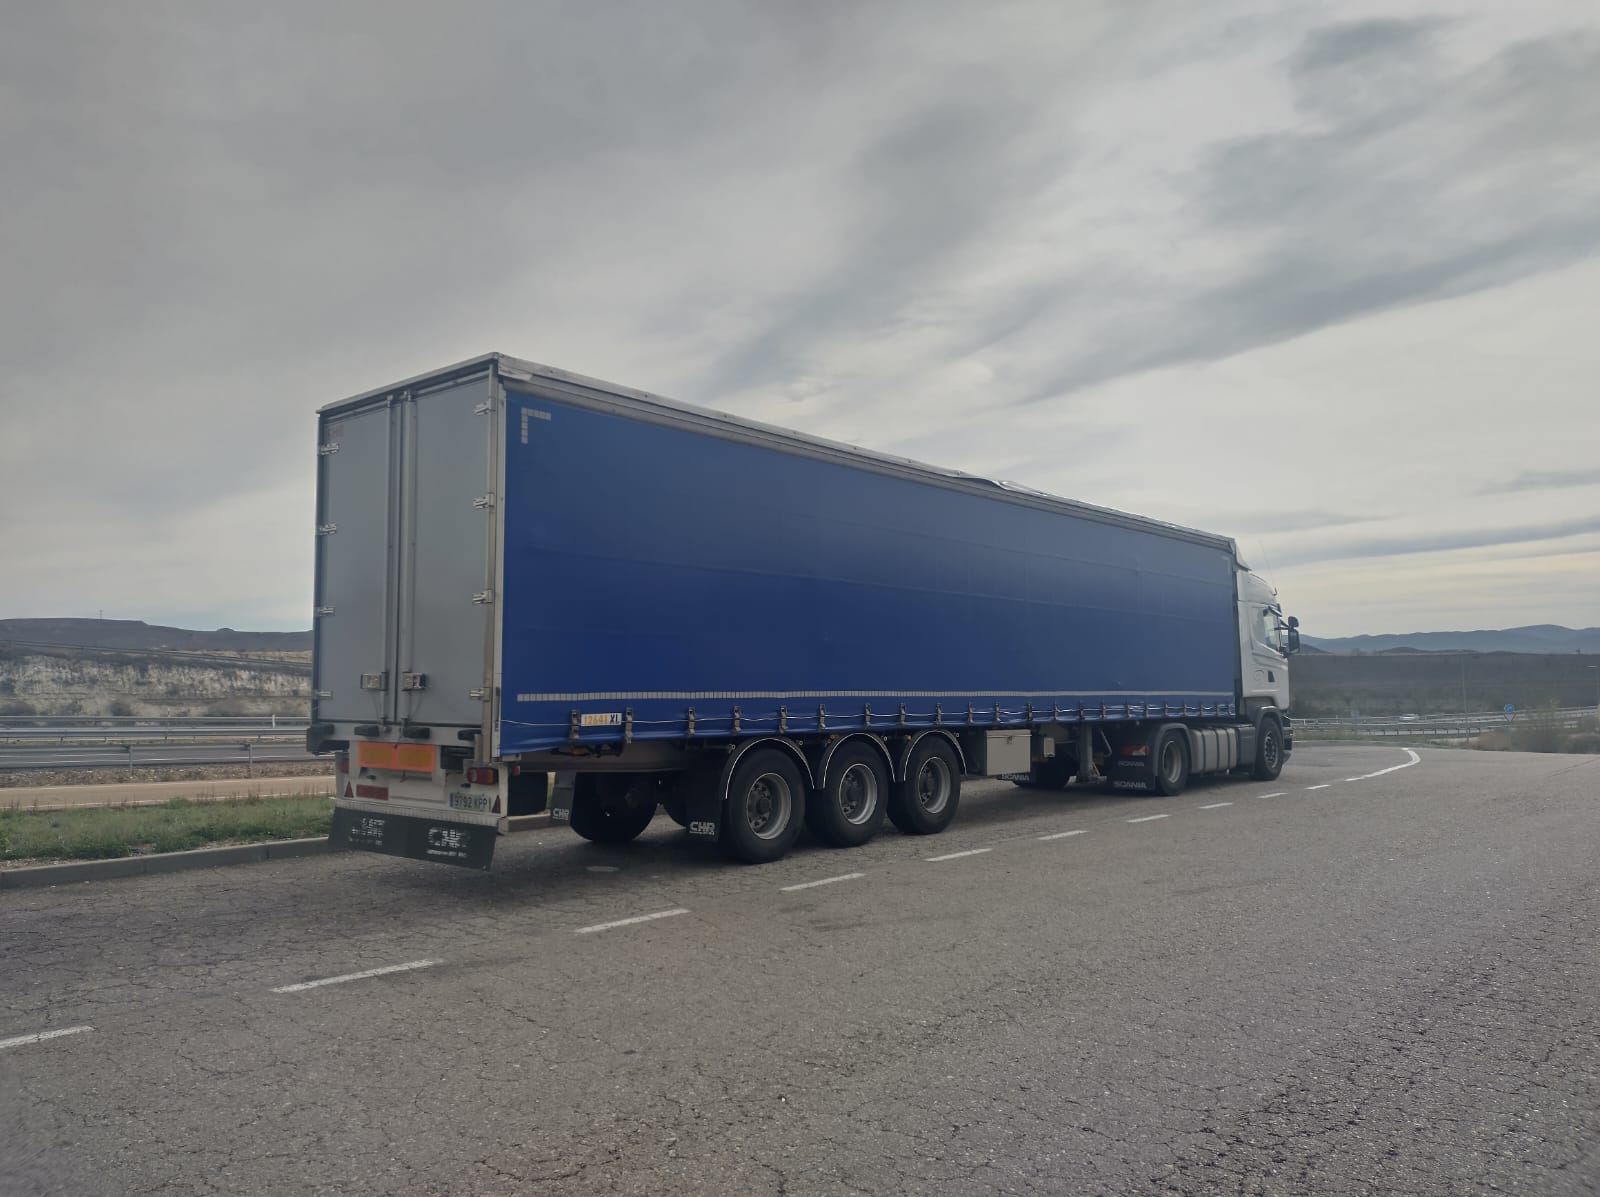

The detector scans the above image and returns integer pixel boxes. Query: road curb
[0,837,339,890]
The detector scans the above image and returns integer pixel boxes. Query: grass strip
[0,794,333,863]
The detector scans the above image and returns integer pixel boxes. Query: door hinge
[313,689,332,700]
[314,605,335,617]
[472,590,494,605]
[473,400,495,416]
[469,688,487,701]
[360,672,388,691]
[316,523,338,536]
[317,442,340,456]
[401,672,427,692]
[471,494,495,510]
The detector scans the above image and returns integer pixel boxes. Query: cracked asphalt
[2,745,1597,1196]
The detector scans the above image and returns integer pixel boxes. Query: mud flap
[330,807,496,870]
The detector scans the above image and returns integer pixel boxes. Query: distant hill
[1303,625,1600,655]
[0,618,311,654]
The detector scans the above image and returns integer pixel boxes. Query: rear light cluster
[467,766,499,786]
[1122,744,1150,757]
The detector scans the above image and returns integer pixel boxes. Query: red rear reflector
[336,752,350,776]
[1123,745,1150,757]
[468,766,499,786]
[355,783,389,801]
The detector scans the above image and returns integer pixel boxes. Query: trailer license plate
[448,790,492,812]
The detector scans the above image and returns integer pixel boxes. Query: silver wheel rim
[1263,729,1279,770]
[915,756,952,816]
[746,772,793,841]
[1159,740,1183,785]
[839,762,879,826]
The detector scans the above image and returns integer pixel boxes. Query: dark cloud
[1290,17,1447,74]
[1018,24,1600,404]
[1478,467,1600,495]
[699,86,1055,396]
[1275,515,1600,567]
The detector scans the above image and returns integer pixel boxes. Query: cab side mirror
[1285,616,1300,654]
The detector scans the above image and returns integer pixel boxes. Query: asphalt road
[2,745,1596,1196]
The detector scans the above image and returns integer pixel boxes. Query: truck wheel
[888,737,961,835]
[569,775,658,844]
[1012,756,1075,790]
[1152,728,1189,796]
[1252,717,1285,781]
[507,770,550,816]
[807,743,888,847]
[720,749,805,864]
[660,794,690,828]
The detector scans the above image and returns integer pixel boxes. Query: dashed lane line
[1307,784,1331,791]
[1198,802,1233,809]
[925,848,993,862]
[0,1026,94,1051]
[574,908,689,935]
[1038,829,1090,841]
[1260,791,1286,799]
[271,960,442,994]
[1127,813,1170,824]
[780,872,865,893]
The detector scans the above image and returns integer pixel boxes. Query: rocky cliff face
[0,648,309,717]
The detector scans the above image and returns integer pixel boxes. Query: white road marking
[1307,784,1331,791]
[1038,829,1090,841]
[271,959,441,994]
[575,908,689,935]
[0,1026,93,1051]
[780,872,865,892]
[1347,748,1424,780]
[1260,791,1286,799]
[925,848,993,862]
[1127,813,1170,824]
[1198,802,1233,809]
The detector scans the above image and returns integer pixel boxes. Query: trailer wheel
[569,775,658,844]
[1152,728,1189,796]
[889,737,961,835]
[721,749,806,864]
[807,743,888,847]
[660,794,690,828]
[1012,756,1075,790]
[1252,717,1285,781]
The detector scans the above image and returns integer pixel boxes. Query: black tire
[888,736,961,835]
[807,743,889,847]
[720,748,806,864]
[1011,756,1076,790]
[1152,727,1189,796]
[1252,717,1285,781]
[568,774,658,844]
[660,794,690,828]
[507,770,550,816]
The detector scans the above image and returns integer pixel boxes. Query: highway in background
[3,744,1596,1196]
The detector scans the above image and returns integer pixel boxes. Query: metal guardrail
[0,717,317,774]
[0,742,319,774]
[0,716,309,728]
[1295,708,1595,737]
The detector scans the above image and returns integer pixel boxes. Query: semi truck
[310,353,1299,870]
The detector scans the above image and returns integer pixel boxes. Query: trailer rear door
[313,369,498,736]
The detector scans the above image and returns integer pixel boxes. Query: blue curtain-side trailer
[310,354,1297,869]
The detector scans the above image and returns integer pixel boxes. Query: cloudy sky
[3,0,1597,637]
